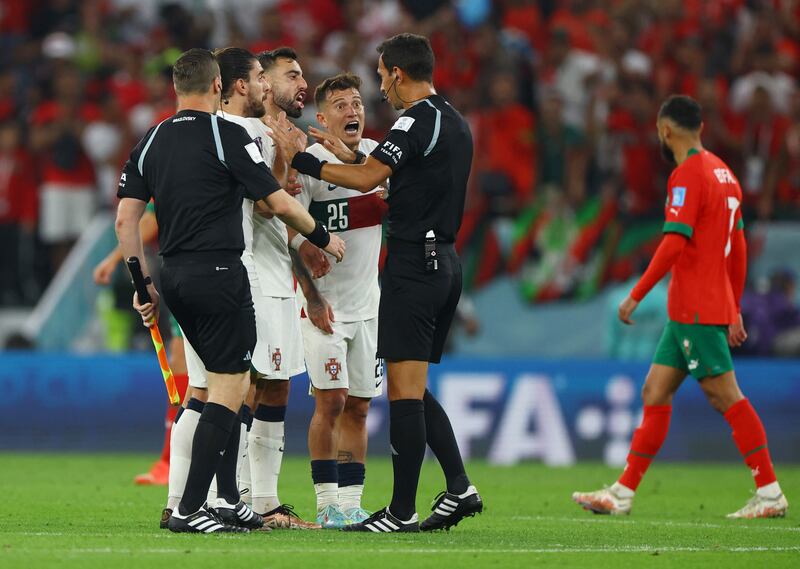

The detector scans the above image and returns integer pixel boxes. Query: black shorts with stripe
[377,240,462,364]
[161,252,256,374]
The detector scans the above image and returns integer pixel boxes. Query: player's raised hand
[308,126,357,164]
[324,234,346,263]
[728,313,748,347]
[133,285,160,328]
[93,255,119,285]
[284,173,303,197]
[299,239,331,279]
[618,296,639,325]
[265,112,307,160]
[307,294,335,335]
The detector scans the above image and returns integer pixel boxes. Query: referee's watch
[351,150,367,164]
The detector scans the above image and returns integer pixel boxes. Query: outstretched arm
[727,227,748,347]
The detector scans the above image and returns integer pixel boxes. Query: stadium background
[0,0,799,468]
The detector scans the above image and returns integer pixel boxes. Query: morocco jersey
[662,149,744,325]
[296,139,386,322]
[248,118,294,298]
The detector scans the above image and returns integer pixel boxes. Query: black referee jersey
[370,94,472,244]
[117,109,281,256]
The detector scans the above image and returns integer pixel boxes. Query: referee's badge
[325,357,341,381]
[272,348,282,371]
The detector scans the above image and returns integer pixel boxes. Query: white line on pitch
[512,515,800,532]
[51,546,800,555]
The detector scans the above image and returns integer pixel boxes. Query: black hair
[257,47,298,72]
[658,95,702,131]
[376,33,434,82]
[213,47,257,100]
[314,72,362,107]
[172,48,219,96]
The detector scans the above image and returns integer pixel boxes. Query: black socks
[178,402,238,515]
[424,389,470,495]
[388,399,426,521]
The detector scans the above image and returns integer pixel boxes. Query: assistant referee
[269,33,482,533]
[115,48,344,534]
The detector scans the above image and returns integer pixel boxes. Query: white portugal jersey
[296,138,385,322]
[248,118,294,298]
[215,111,263,279]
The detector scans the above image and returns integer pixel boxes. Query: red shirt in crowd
[0,147,37,226]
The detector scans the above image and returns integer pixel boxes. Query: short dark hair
[214,47,257,99]
[257,47,298,72]
[658,95,702,131]
[314,72,362,108]
[172,48,219,95]
[376,33,434,82]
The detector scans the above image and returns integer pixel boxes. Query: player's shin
[617,405,672,493]
[423,389,470,494]
[388,399,426,521]
[248,404,286,514]
[724,398,780,495]
[166,398,204,511]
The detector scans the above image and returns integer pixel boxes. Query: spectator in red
[763,88,800,218]
[475,70,536,214]
[736,85,790,213]
[0,120,38,305]
[605,81,663,216]
[29,64,99,274]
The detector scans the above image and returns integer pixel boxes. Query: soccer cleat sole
[572,494,631,516]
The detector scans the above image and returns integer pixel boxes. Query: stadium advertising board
[1,354,798,464]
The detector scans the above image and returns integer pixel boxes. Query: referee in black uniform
[115,48,344,534]
[269,33,482,533]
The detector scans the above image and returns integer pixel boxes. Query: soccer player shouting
[572,95,789,519]
[294,73,387,528]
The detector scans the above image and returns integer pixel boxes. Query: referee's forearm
[115,219,149,278]
[267,191,316,234]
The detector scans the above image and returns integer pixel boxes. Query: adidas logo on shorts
[243,350,252,361]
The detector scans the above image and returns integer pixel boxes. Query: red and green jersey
[663,149,744,325]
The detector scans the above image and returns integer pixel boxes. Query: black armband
[291,151,327,179]
[304,220,331,249]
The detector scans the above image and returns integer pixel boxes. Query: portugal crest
[325,357,341,381]
[272,348,282,371]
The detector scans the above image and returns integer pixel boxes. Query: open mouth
[295,91,306,109]
[344,121,359,135]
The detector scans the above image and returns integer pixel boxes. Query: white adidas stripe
[434,507,451,516]
[383,519,400,530]
[442,498,458,508]
[372,520,391,532]
[439,503,456,512]
[187,517,207,527]
[203,523,223,533]
[366,523,381,533]
[194,520,217,532]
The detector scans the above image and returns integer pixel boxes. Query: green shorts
[653,320,734,380]
[169,314,182,339]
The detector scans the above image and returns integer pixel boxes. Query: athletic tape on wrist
[290,233,308,251]
[291,151,326,179]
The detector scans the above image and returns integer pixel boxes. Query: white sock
[315,483,339,512]
[237,423,251,505]
[610,482,635,499]
[166,407,201,511]
[757,481,782,499]
[338,484,363,512]
[248,419,284,514]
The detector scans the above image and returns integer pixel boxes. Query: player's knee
[260,380,290,405]
[315,390,347,420]
[343,397,370,426]
[641,382,671,406]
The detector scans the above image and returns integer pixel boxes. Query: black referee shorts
[161,252,256,374]
[378,240,462,364]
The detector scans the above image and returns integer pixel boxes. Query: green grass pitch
[0,454,798,568]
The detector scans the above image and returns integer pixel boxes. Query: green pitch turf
[0,454,797,568]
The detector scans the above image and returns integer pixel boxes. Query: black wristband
[143,275,152,286]
[304,220,331,249]
[291,151,327,179]
[352,150,367,164]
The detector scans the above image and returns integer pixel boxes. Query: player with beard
[572,95,788,519]
[234,47,328,530]
[293,73,387,528]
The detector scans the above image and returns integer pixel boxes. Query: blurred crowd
[1,0,800,310]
